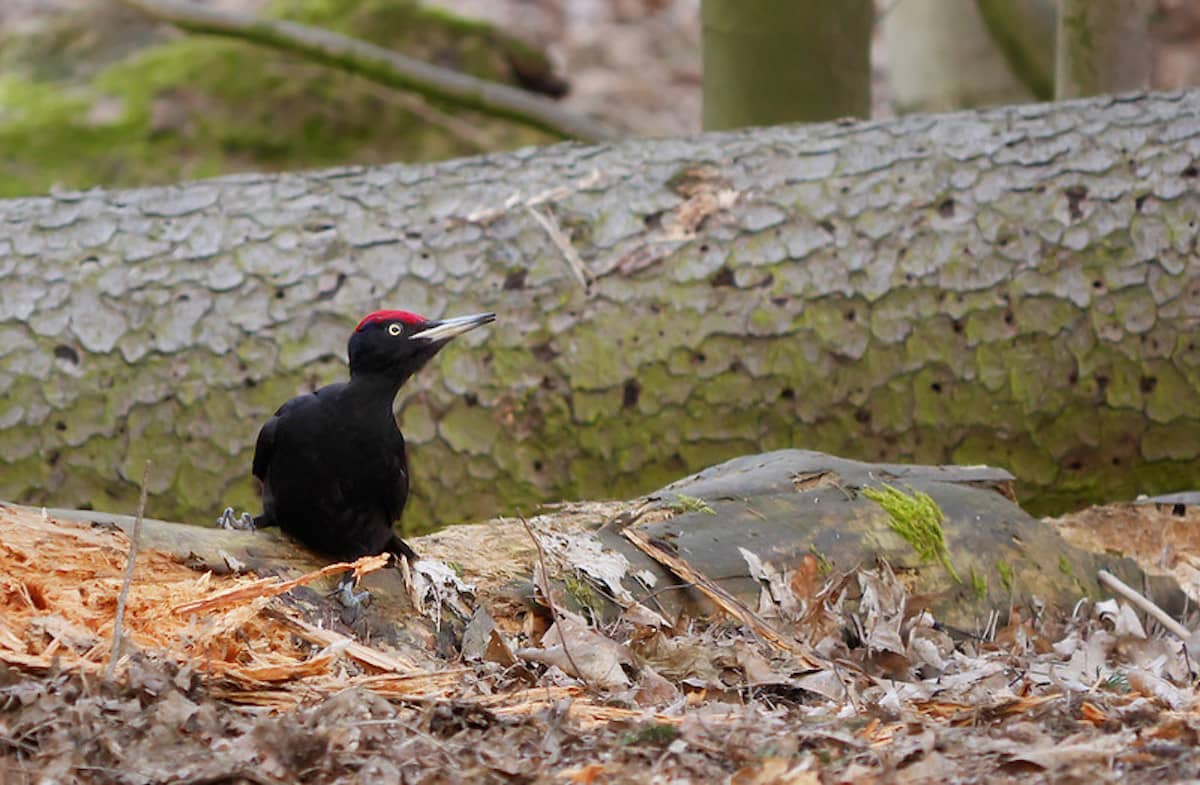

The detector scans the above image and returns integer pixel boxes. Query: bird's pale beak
[410,312,496,343]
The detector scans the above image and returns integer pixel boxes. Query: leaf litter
[4,502,1200,783]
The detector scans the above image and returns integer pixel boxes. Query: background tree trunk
[701,0,872,129]
[974,0,1056,101]
[1,90,1199,531]
[1056,0,1155,99]
[884,0,1039,112]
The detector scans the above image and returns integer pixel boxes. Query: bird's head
[348,309,496,380]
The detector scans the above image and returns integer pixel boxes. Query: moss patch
[863,483,960,582]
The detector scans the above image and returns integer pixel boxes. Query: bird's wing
[250,416,278,484]
[251,395,306,483]
[392,439,410,521]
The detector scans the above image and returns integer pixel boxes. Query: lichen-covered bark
[2,90,1200,530]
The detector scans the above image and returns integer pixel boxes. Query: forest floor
[4,497,1200,784]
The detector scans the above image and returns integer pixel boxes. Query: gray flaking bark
[2,90,1200,530]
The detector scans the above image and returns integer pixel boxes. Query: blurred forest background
[4,0,1200,199]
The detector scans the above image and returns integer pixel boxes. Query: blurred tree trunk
[884,0,1038,113]
[1056,0,1155,99]
[701,0,871,130]
[975,0,1056,100]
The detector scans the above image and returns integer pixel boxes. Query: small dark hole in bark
[53,344,79,365]
[622,379,640,409]
[502,269,527,291]
[1140,376,1157,394]
[1065,185,1088,220]
[711,267,735,288]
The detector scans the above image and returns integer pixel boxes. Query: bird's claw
[331,572,371,622]
[217,507,256,531]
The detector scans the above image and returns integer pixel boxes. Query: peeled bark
[1,91,1200,530]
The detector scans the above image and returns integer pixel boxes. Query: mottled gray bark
[2,90,1200,531]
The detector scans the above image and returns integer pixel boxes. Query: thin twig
[116,0,617,142]
[106,460,150,682]
[517,513,594,693]
[524,205,592,291]
[1097,569,1192,641]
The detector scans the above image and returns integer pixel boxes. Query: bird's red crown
[355,310,427,332]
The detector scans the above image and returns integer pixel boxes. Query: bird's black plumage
[249,309,495,563]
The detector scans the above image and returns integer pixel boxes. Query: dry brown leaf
[559,763,608,784]
[790,554,822,603]
[1080,701,1109,725]
[730,757,819,785]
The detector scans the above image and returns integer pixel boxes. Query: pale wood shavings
[0,503,721,730]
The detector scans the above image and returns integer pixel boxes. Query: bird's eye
[387,324,403,336]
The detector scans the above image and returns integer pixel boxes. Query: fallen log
[3,91,1200,527]
[10,451,1185,650]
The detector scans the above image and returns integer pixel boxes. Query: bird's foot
[217,507,257,531]
[331,572,371,622]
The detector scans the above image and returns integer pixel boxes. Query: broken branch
[116,0,617,142]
